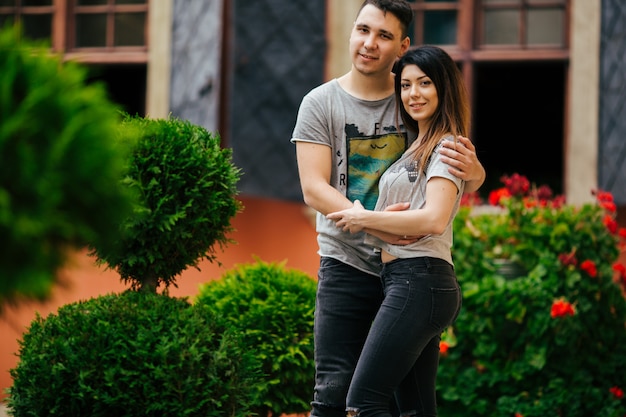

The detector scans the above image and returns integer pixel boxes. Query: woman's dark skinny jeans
[346,256,462,417]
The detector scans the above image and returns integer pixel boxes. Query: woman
[327,45,470,417]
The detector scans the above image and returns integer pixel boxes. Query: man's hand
[439,136,485,192]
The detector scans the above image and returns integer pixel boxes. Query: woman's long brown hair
[394,45,471,174]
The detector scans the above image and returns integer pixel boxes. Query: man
[291,1,485,416]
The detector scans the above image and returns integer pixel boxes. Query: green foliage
[7,291,263,417]
[195,259,317,416]
[0,24,136,304]
[91,115,242,292]
[438,176,626,417]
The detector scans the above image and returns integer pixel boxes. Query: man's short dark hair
[357,0,414,38]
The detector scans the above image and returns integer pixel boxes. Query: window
[0,0,149,116]
[407,0,569,53]
[0,0,148,63]
[408,0,461,47]
[0,0,55,43]
[70,0,147,50]
[480,0,568,49]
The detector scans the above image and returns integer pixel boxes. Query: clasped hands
[327,200,420,244]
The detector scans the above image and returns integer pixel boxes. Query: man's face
[350,4,409,77]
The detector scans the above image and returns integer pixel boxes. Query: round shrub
[7,290,262,417]
[0,24,136,304]
[195,260,317,416]
[91,115,242,292]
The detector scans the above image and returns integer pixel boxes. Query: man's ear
[398,36,410,57]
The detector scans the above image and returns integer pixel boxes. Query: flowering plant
[438,174,626,417]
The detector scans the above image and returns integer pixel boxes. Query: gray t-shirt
[291,79,409,275]
[365,136,465,265]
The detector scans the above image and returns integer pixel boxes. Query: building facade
[3,0,622,204]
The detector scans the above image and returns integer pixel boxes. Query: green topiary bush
[90,115,242,292]
[195,259,317,416]
[7,291,263,417]
[438,174,626,417]
[0,24,136,305]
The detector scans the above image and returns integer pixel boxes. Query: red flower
[550,195,566,209]
[489,187,511,206]
[580,259,598,278]
[558,251,578,267]
[610,386,624,399]
[619,228,626,239]
[594,189,614,201]
[613,263,626,278]
[501,173,530,197]
[514,413,524,417]
[603,214,619,234]
[600,200,617,212]
[536,184,553,201]
[523,197,538,208]
[551,299,575,318]
[614,264,626,290]
[440,341,450,355]
[461,191,483,207]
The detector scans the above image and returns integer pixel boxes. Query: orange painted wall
[0,196,320,401]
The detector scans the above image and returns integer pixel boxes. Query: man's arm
[295,141,353,215]
[439,136,485,193]
[295,141,418,245]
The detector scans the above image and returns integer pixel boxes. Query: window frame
[0,0,149,64]
[408,0,570,60]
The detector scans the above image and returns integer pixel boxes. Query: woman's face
[400,64,438,128]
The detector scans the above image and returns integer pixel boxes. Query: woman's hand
[327,199,366,233]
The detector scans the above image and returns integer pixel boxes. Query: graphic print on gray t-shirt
[346,123,406,211]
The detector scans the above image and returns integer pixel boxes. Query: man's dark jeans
[310,257,384,417]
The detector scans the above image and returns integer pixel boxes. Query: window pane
[114,12,145,46]
[483,0,519,3]
[0,0,15,6]
[484,10,519,44]
[77,0,107,5]
[23,0,52,5]
[22,13,51,41]
[116,0,146,4]
[424,10,457,45]
[527,8,563,45]
[76,13,106,47]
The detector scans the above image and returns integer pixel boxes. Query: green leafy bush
[438,174,626,417]
[7,291,263,417]
[0,24,136,304]
[91,115,242,292]
[195,260,317,416]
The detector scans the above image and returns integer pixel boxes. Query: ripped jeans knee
[345,407,418,417]
[346,407,359,417]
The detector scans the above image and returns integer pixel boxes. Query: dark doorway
[473,61,566,196]
[87,64,147,117]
